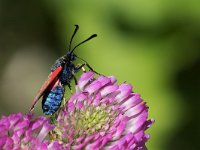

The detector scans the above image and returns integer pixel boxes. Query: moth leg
[76,56,101,75]
[72,64,84,85]
[85,63,101,75]
[82,66,86,72]
[73,75,78,85]
[68,84,73,94]
[75,63,86,72]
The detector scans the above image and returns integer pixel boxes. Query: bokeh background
[0,0,200,149]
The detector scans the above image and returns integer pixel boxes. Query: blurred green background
[0,0,200,149]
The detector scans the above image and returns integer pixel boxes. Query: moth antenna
[70,34,97,54]
[68,25,79,52]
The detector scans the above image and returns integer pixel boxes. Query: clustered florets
[0,72,154,150]
[0,113,64,149]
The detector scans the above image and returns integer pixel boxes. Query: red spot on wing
[29,66,62,112]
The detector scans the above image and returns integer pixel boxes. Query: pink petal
[77,93,87,102]
[14,120,29,131]
[124,102,146,118]
[37,122,54,141]
[0,136,7,148]
[9,113,23,128]
[4,137,13,149]
[76,135,85,144]
[0,125,8,135]
[76,101,84,109]
[68,102,75,112]
[73,143,86,150]
[134,130,144,142]
[68,93,79,103]
[100,85,119,97]
[78,72,94,90]
[115,84,133,103]
[101,133,112,147]
[112,121,126,140]
[85,81,102,95]
[96,76,111,87]
[125,109,148,134]
[108,76,117,84]
[85,139,101,150]
[48,141,64,150]
[83,134,95,143]
[120,93,142,111]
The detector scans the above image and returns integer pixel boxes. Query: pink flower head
[53,72,154,150]
[0,113,64,150]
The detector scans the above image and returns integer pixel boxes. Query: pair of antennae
[68,25,97,54]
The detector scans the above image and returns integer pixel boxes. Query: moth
[29,25,98,115]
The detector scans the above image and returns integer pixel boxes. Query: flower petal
[78,72,95,90]
[115,84,133,103]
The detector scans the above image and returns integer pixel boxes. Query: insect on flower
[29,25,99,115]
